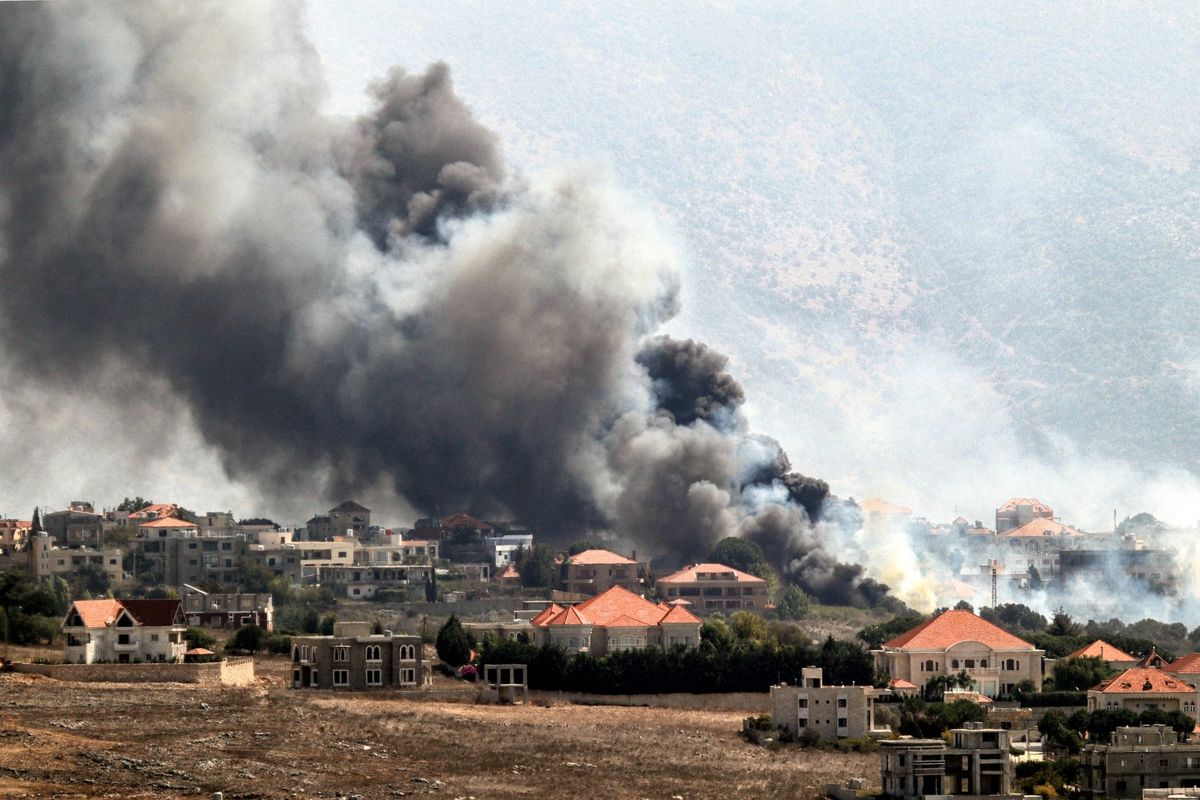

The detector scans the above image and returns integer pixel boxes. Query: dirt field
[0,654,878,800]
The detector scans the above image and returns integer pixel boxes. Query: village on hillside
[4,495,1200,798]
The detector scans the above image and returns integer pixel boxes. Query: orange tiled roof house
[872,610,1045,697]
[62,598,187,664]
[560,549,646,597]
[654,562,768,611]
[1087,666,1200,719]
[530,585,701,656]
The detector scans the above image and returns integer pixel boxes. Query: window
[797,718,807,728]
[333,669,349,687]
[980,660,988,668]
[400,668,416,685]
[293,669,301,687]
[837,718,847,728]
[366,645,381,661]
[333,646,350,662]
[965,659,975,669]
[798,698,808,709]
[118,633,131,644]
[366,668,382,686]
[837,698,847,708]
[398,644,415,661]
[951,659,960,669]
[310,670,319,687]
[150,634,159,642]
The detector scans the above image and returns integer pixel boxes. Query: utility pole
[991,561,998,609]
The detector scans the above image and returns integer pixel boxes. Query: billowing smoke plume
[0,2,891,606]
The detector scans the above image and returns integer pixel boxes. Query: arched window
[951,659,960,669]
[980,659,988,668]
[366,645,381,661]
[292,646,300,663]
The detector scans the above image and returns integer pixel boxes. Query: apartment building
[1081,725,1200,799]
[880,724,1012,799]
[655,562,768,610]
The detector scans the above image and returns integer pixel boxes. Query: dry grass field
[0,656,877,800]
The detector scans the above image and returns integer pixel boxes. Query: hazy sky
[2,2,1197,533]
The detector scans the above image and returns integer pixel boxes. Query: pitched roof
[120,599,184,627]
[330,500,370,513]
[184,647,215,656]
[128,503,178,519]
[567,548,637,566]
[657,562,766,585]
[997,497,1053,514]
[1068,640,1136,662]
[440,512,492,530]
[889,678,918,689]
[1002,519,1085,538]
[1168,653,1200,674]
[860,498,913,515]
[545,605,591,626]
[881,610,1036,651]
[139,516,197,528]
[1093,667,1196,694]
[498,564,520,580]
[660,604,702,625]
[68,599,123,628]
[529,604,564,626]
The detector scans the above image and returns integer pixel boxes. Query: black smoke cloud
[0,2,890,607]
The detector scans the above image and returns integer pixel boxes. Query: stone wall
[13,657,255,686]
[531,690,770,712]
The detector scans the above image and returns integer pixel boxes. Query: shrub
[228,624,269,653]
[435,614,475,666]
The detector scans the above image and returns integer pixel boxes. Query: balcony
[113,639,139,650]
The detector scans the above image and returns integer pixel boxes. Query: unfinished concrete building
[769,666,889,740]
[1081,725,1200,800]
[880,724,1012,799]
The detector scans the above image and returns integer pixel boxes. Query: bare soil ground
[0,657,877,799]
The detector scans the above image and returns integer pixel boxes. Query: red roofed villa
[1088,667,1200,718]
[531,585,701,655]
[62,598,187,664]
[1068,639,1137,666]
[654,562,768,610]
[562,548,645,597]
[872,609,1045,697]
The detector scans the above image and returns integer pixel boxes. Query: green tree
[857,614,927,649]
[776,585,811,620]
[436,614,475,666]
[566,540,603,556]
[73,562,111,597]
[1050,656,1111,692]
[185,626,217,649]
[236,558,275,593]
[517,544,556,588]
[953,600,974,612]
[116,497,151,512]
[228,624,268,653]
[318,613,336,636]
[1027,565,1044,591]
[700,616,737,653]
[706,537,772,579]
[730,611,770,643]
[1049,609,1083,637]
[1038,709,1083,754]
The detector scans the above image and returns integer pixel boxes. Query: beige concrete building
[880,724,1013,799]
[290,623,425,691]
[29,532,123,585]
[770,666,889,740]
[995,497,1054,534]
[62,598,187,664]
[1081,725,1200,799]
[561,549,645,596]
[872,609,1044,696]
[655,562,768,610]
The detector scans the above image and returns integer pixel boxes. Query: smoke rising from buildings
[0,3,891,605]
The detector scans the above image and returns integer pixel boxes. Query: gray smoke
[0,1,892,606]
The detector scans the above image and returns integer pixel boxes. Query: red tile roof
[1068,640,1136,662]
[128,503,179,519]
[860,498,913,515]
[1167,653,1200,674]
[440,513,493,530]
[120,599,184,627]
[657,563,766,585]
[997,498,1054,514]
[68,599,123,628]
[497,564,520,580]
[138,516,197,528]
[1002,519,1085,538]
[889,678,918,689]
[567,549,637,566]
[529,604,564,626]
[660,604,702,625]
[534,586,700,629]
[1093,667,1196,694]
[881,610,1036,651]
